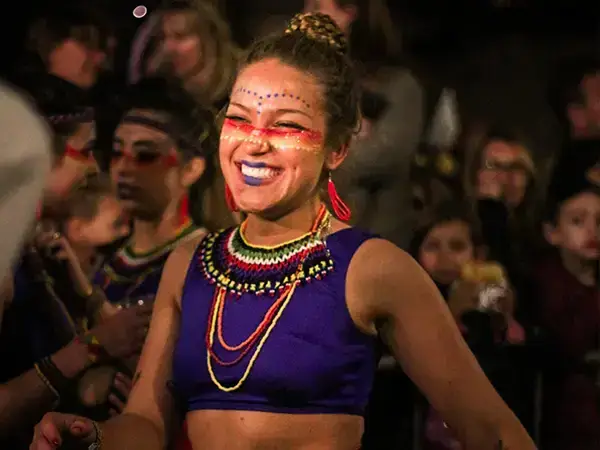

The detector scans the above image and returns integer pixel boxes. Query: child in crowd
[410,203,525,449]
[533,173,600,450]
[35,172,130,326]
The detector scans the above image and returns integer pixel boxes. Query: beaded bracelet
[88,420,104,450]
[33,363,60,408]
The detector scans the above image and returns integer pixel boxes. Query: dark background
[1,0,597,161]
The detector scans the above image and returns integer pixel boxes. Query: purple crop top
[171,227,378,415]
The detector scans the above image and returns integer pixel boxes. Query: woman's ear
[325,143,349,171]
[181,157,206,188]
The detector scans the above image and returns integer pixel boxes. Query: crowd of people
[0,0,598,449]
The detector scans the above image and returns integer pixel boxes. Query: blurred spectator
[410,203,526,449]
[550,57,600,143]
[27,78,99,213]
[315,0,425,249]
[16,5,112,92]
[37,173,130,307]
[533,163,600,450]
[129,0,238,110]
[461,128,539,298]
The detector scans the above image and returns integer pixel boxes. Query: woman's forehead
[231,60,322,113]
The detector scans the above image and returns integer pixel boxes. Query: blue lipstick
[243,175,264,186]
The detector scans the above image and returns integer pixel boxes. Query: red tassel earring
[225,183,238,212]
[327,173,351,221]
[178,194,189,226]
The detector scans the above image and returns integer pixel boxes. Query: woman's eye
[275,122,306,131]
[225,115,247,122]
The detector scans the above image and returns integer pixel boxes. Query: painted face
[161,12,203,78]
[44,122,99,206]
[418,220,475,286]
[67,195,130,248]
[221,59,336,215]
[111,111,181,220]
[478,139,531,208]
[547,191,600,261]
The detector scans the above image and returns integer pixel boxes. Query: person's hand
[447,278,479,319]
[34,225,93,296]
[35,225,76,261]
[109,372,132,416]
[77,368,131,415]
[30,413,97,449]
[90,304,153,359]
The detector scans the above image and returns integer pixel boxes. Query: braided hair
[243,12,361,150]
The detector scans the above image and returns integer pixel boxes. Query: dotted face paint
[234,87,312,115]
[220,118,323,153]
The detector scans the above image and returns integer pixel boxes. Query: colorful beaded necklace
[200,204,333,392]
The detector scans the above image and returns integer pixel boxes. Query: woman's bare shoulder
[163,228,212,292]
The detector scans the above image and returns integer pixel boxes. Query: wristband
[38,356,71,392]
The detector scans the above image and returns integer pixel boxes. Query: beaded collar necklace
[198,206,334,296]
[200,204,333,391]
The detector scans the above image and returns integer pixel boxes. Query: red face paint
[221,118,323,152]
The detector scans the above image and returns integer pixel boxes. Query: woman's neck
[242,198,322,246]
[560,250,597,287]
[129,203,190,254]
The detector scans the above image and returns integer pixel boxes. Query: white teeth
[240,164,276,179]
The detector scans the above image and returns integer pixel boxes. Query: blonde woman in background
[129,0,238,110]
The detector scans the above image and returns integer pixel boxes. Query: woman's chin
[236,197,279,215]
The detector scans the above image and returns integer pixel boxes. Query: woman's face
[67,196,130,248]
[161,12,203,78]
[304,0,355,35]
[418,220,475,286]
[111,111,184,221]
[546,192,600,261]
[478,139,531,208]
[220,58,345,216]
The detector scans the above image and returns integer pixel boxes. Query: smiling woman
[31,13,535,450]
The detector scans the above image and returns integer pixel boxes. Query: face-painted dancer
[31,14,535,450]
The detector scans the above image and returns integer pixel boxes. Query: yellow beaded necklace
[206,205,331,392]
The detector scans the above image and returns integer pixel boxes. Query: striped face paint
[220,118,323,153]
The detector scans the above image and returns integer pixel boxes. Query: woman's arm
[97,235,202,450]
[0,339,92,435]
[348,239,535,450]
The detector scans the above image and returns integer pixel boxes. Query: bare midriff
[186,410,363,450]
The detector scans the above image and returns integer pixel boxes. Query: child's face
[67,196,130,248]
[546,191,600,260]
[418,220,476,285]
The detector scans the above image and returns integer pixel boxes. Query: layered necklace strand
[205,205,331,392]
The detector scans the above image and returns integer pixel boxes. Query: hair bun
[285,12,348,56]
